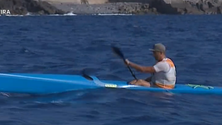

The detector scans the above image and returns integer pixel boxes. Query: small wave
[3,12,132,17]
[49,14,60,16]
[3,14,24,17]
[26,12,32,16]
[49,12,77,16]
[63,12,77,16]
[0,92,10,97]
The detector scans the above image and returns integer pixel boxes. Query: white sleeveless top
[151,58,176,86]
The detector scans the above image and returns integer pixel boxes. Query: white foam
[1,12,133,17]
[4,14,24,17]
[96,13,133,16]
[49,14,60,16]
[63,12,77,16]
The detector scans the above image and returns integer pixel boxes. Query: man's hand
[124,59,156,73]
[125,59,130,65]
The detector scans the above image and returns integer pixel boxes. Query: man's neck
[157,56,166,62]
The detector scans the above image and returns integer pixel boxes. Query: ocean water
[0,15,222,125]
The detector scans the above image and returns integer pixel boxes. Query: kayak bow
[0,73,222,95]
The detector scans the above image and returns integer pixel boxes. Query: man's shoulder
[166,57,175,63]
[154,61,169,67]
[153,58,175,67]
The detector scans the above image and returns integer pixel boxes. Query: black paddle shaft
[112,46,138,80]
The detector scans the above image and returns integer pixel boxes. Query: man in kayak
[125,43,176,89]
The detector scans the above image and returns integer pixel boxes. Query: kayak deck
[0,73,99,94]
[101,80,222,94]
[0,73,222,95]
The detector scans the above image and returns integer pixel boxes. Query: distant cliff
[1,0,221,15]
[48,0,222,15]
[0,0,65,15]
[113,0,222,14]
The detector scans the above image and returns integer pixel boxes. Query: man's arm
[125,59,156,73]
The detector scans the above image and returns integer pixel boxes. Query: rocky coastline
[0,0,222,15]
[0,0,65,15]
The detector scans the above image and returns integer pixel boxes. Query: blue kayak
[0,73,222,95]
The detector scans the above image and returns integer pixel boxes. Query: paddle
[81,69,94,81]
[111,46,138,80]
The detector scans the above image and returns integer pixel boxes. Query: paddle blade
[81,69,93,81]
[112,46,125,60]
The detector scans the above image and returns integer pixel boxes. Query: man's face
[152,51,162,60]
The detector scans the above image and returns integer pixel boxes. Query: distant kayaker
[125,43,176,89]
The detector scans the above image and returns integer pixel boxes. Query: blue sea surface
[0,15,222,125]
